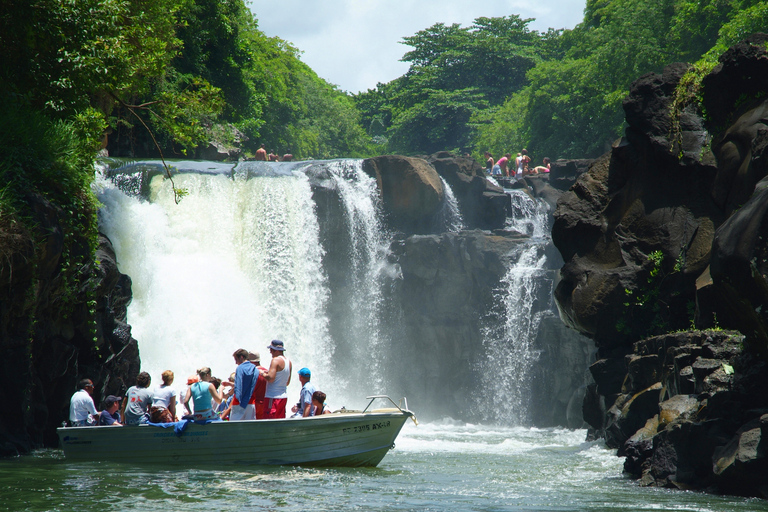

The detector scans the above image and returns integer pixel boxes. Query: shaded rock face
[552,36,768,497]
[553,63,723,347]
[0,192,138,455]
[590,331,768,497]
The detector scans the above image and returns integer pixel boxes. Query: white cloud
[251,1,585,93]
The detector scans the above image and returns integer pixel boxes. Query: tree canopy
[359,0,767,161]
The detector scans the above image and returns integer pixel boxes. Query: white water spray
[480,190,551,424]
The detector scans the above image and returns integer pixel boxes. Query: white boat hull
[57,410,412,467]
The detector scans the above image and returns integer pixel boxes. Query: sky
[251,0,586,94]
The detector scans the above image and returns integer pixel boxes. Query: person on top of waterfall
[281,152,293,162]
[496,153,511,177]
[268,150,279,161]
[260,340,292,419]
[533,157,551,174]
[255,144,267,161]
[517,149,533,176]
[484,151,494,175]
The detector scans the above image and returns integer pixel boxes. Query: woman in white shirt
[149,370,177,423]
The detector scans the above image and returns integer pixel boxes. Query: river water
[8,160,765,510]
[2,422,766,511]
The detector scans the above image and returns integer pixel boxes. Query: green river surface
[1,422,766,512]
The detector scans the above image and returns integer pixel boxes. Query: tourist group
[483,148,551,178]
[68,339,331,427]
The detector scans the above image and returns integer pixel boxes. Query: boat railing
[362,395,418,425]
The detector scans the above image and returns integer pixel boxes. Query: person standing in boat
[121,371,153,426]
[183,367,223,421]
[227,348,258,421]
[260,340,292,419]
[69,378,99,426]
[291,367,316,417]
[248,351,268,419]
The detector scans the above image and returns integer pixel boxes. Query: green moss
[0,99,100,326]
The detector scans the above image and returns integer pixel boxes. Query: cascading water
[479,189,551,424]
[310,159,395,393]
[96,159,392,406]
[96,159,552,419]
[437,177,465,232]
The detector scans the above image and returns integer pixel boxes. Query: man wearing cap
[228,348,258,421]
[98,396,123,426]
[69,378,99,426]
[291,368,316,418]
[260,340,292,419]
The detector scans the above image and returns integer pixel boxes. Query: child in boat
[311,391,332,415]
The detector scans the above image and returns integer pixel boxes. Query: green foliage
[0,98,100,318]
[616,250,683,339]
[356,15,544,155]
[363,0,764,160]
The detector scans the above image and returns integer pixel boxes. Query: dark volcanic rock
[0,191,139,455]
[553,36,768,498]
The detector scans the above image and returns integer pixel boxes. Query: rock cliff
[0,191,139,455]
[552,35,768,497]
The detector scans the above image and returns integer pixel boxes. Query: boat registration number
[342,420,391,435]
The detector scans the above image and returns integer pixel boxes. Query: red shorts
[265,398,287,419]
[255,400,266,420]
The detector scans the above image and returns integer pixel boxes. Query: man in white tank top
[260,340,292,419]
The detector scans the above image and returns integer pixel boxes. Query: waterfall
[96,159,559,420]
[479,189,551,424]
[437,177,465,232]
[312,159,395,393]
[96,159,394,407]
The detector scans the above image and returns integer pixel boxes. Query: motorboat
[58,396,416,467]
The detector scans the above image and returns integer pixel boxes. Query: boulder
[362,155,445,234]
[713,415,768,498]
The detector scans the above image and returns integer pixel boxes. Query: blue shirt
[234,362,258,406]
[99,409,121,425]
[298,382,317,416]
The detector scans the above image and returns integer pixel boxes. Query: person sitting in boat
[149,370,177,423]
[121,371,153,426]
[291,367,316,418]
[216,372,236,419]
[260,340,292,419]
[98,395,123,426]
[311,391,332,415]
[183,367,224,421]
[69,378,99,426]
